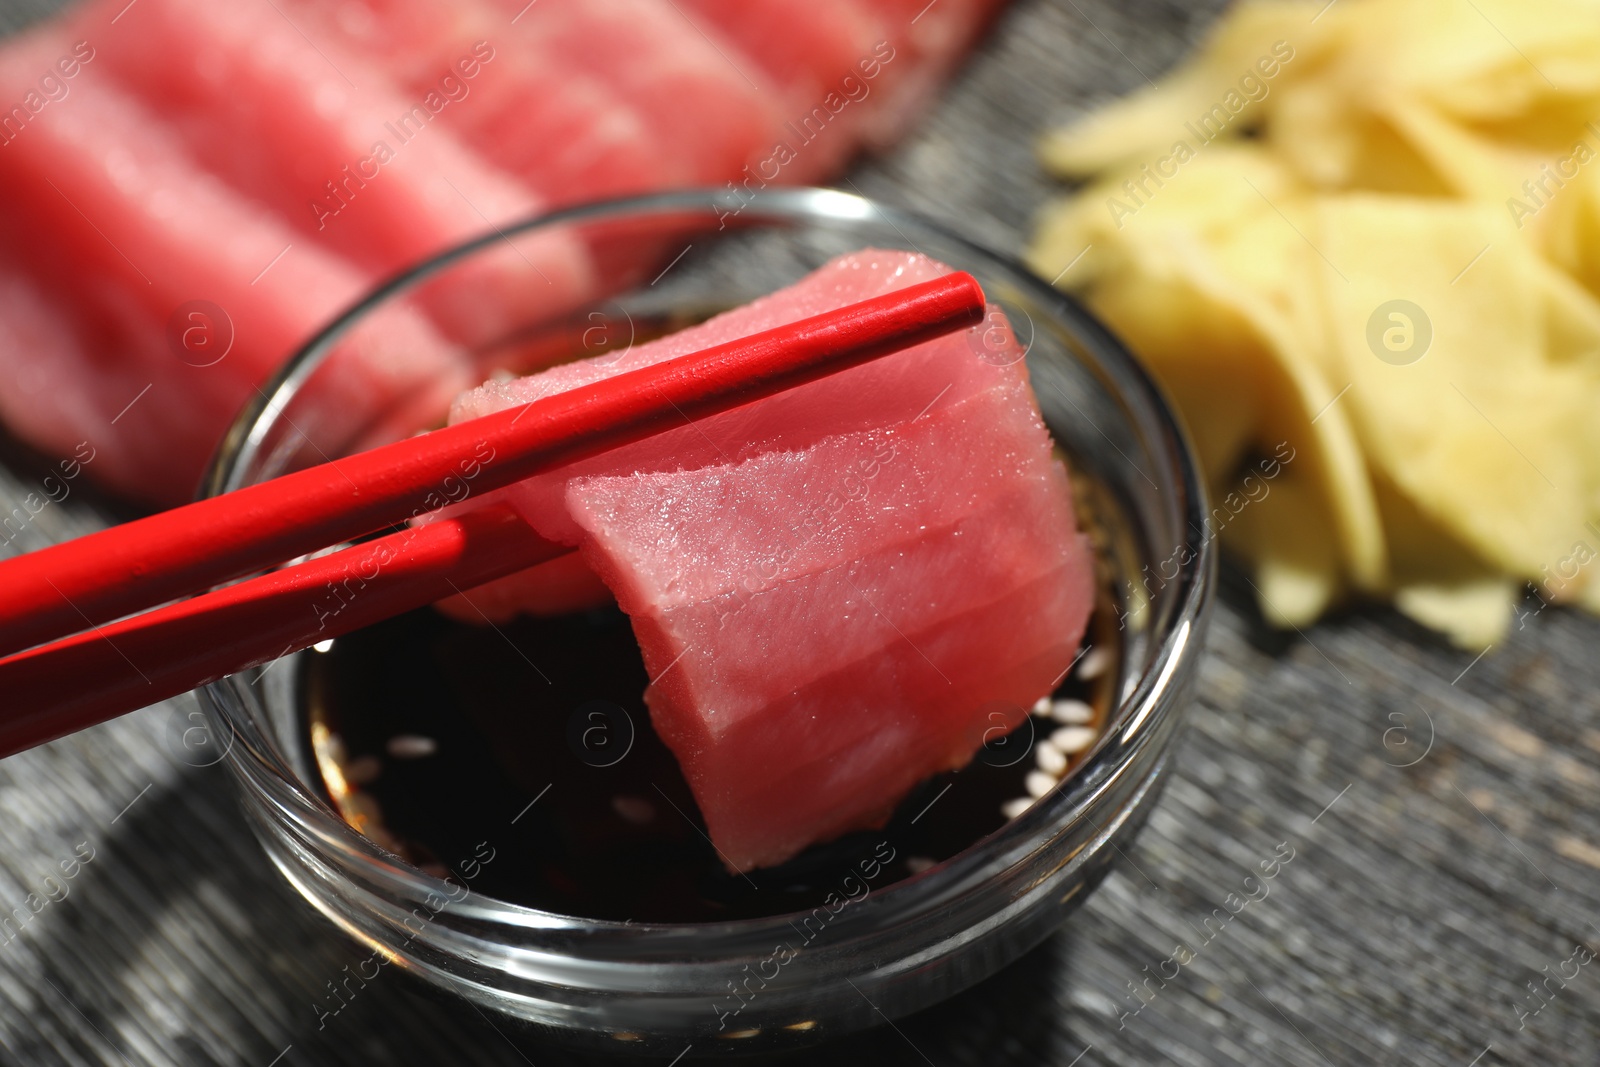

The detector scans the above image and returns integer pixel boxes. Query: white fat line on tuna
[660,0,760,91]
[440,176,552,285]
[263,0,355,88]
[845,575,951,685]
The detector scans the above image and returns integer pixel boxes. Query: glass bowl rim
[199,185,1212,942]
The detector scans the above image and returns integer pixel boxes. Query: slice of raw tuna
[849,0,1008,149]
[567,387,1090,871]
[276,0,667,207]
[448,250,1093,870]
[676,0,888,180]
[452,250,1013,542]
[0,30,468,503]
[73,0,593,345]
[487,0,786,187]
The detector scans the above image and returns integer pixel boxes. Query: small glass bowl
[199,188,1212,1055]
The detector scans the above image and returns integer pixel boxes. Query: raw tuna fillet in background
[0,0,1007,505]
[277,0,668,205]
[449,250,1094,871]
[70,0,593,347]
[0,28,468,503]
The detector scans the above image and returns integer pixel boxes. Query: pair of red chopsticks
[0,273,986,760]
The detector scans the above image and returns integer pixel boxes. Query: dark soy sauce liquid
[301,596,1121,924]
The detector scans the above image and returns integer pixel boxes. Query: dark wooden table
[3,1,1597,1063]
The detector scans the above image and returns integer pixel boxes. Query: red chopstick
[0,272,985,658]
[0,505,562,756]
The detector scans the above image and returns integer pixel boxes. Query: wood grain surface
[2,1,1598,1064]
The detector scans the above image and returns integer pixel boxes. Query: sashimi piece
[568,399,1090,871]
[446,250,1093,870]
[635,563,1086,871]
[74,0,593,344]
[677,0,887,180]
[0,31,468,503]
[850,0,1008,148]
[485,0,786,187]
[453,250,1014,545]
[573,387,1059,615]
[276,0,667,206]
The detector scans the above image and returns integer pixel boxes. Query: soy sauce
[300,600,1120,924]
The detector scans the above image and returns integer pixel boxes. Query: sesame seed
[1035,741,1067,775]
[1001,796,1034,820]
[386,735,438,759]
[1025,770,1056,798]
[1051,698,1093,724]
[1032,697,1053,716]
[905,855,936,873]
[1050,725,1097,754]
[1077,645,1111,680]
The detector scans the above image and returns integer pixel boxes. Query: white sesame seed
[905,855,936,873]
[1035,741,1067,776]
[1025,770,1056,798]
[386,735,438,759]
[1050,725,1098,754]
[1051,698,1093,725]
[1077,645,1111,680]
[1001,796,1034,820]
[1032,697,1053,716]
